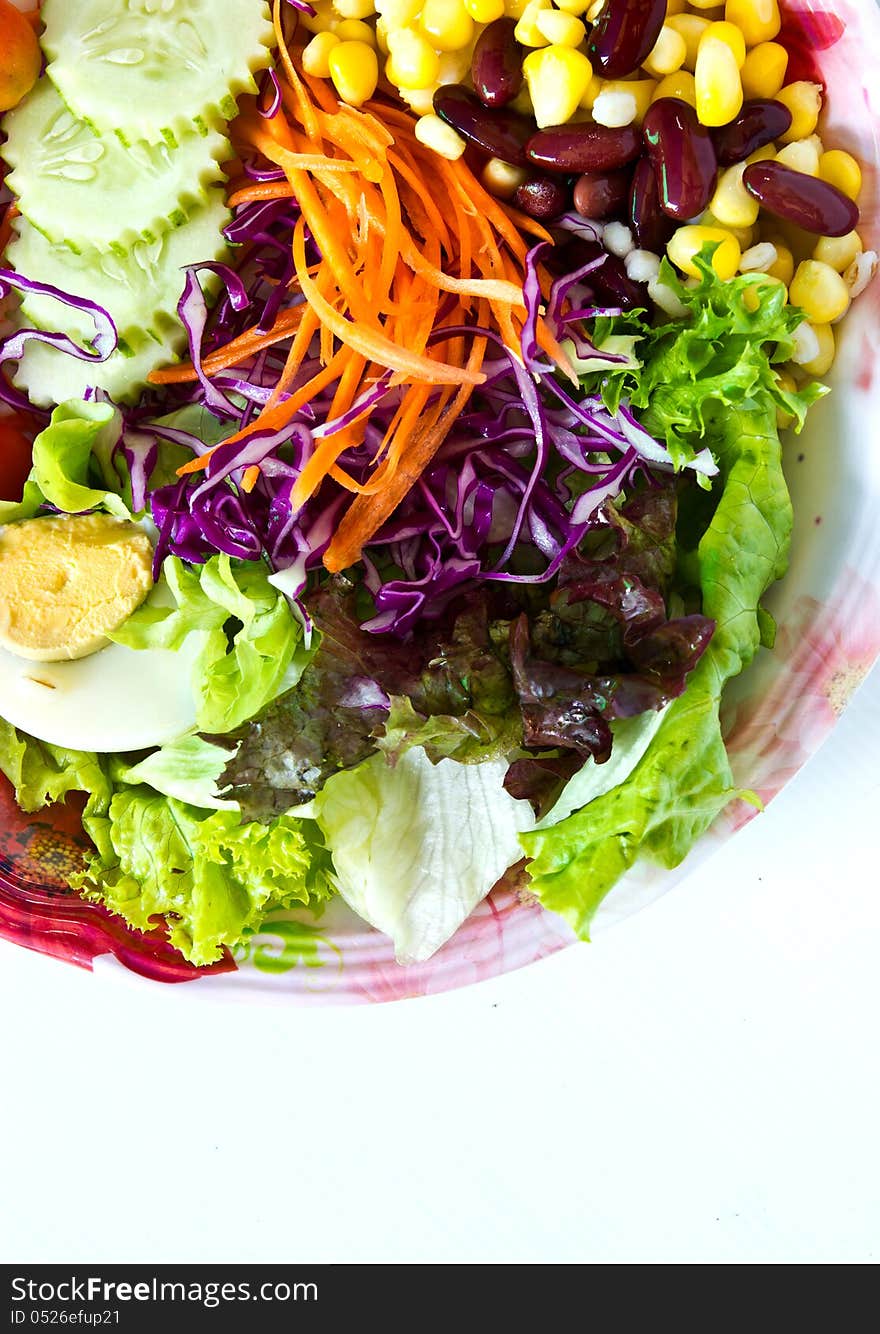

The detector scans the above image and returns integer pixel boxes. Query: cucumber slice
[9,188,232,343]
[2,81,229,254]
[41,0,276,147]
[12,323,185,409]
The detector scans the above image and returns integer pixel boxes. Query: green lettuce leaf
[74,792,334,966]
[140,403,236,489]
[377,693,522,766]
[313,747,535,964]
[0,715,332,965]
[113,733,238,811]
[521,268,806,938]
[0,717,114,860]
[594,258,826,464]
[111,554,309,734]
[536,708,669,831]
[0,400,129,524]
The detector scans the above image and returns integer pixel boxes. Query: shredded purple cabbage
[2,190,713,645]
[0,267,117,412]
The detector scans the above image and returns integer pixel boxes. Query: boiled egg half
[0,512,199,752]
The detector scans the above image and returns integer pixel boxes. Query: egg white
[0,519,201,753]
[0,631,201,753]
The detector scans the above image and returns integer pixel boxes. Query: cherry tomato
[0,0,41,114]
[0,412,37,501]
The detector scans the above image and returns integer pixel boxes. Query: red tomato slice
[0,411,38,501]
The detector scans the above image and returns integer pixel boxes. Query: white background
[1,664,877,1265]
[3,0,879,1272]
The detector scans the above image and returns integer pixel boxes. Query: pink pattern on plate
[1,0,879,1002]
[722,572,880,826]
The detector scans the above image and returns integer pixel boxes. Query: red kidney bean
[587,0,667,79]
[742,160,860,235]
[642,98,717,220]
[573,167,632,220]
[515,174,570,220]
[711,99,793,166]
[629,155,675,253]
[433,84,533,166]
[471,18,524,108]
[547,238,648,310]
[525,122,642,175]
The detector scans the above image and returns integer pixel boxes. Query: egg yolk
[0,513,153,662]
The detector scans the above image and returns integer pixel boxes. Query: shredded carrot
[157,20,565,565]
[227,181,295,207]
[324,334,489,573]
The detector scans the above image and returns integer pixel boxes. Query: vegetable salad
[0,0,875,969]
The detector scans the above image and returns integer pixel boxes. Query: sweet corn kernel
[302,30,341,78]
[665,0,687,14]
[700,209,752,249]
[509,84,535,115]
[767,219,816,263]
[592,88,638,127]
[799,322,835,376]
[604,221,635,258]
[503,0,532,17]
[643,24,687,76]
[414,112,467,158]
[739,240,778,272]
[667,14,710,69]
[626,248,663,282]
[703,21,746,68]
[386,28,441,87]
[333,0,377,18]
[464,0,504,17]
[420,0,474,50]
[553,0,591,12]
[686,0,724,9]
[328,40,379,105]
[300,1,338,34]
[584,0,604,17]
[651,70,697,107]
[579,72,602,111]
[481,157,528,198]
[724,0,780,46]
[790,259,850,323]
[818,149,862,201]
[668,225,742,279]
[398,85,437,114]
[742,42,789,103]
[695,35,743,126]
[375,16,390,52]
[437,48,472,83]
[535,10,586,45]
[334,18,376,44]
[711,162,761,227]
[375,0,422,23]
[765,241,794,284]
[648,275,690,317]
[740,40,787,97]
[775,139,821,176]
[844,251,879,300]
[523,44,594,128]
[813,231,863,273]
[790,321,821,365]
[775,82,822,142]
[514,0,552,47]
[601,78,656,124]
